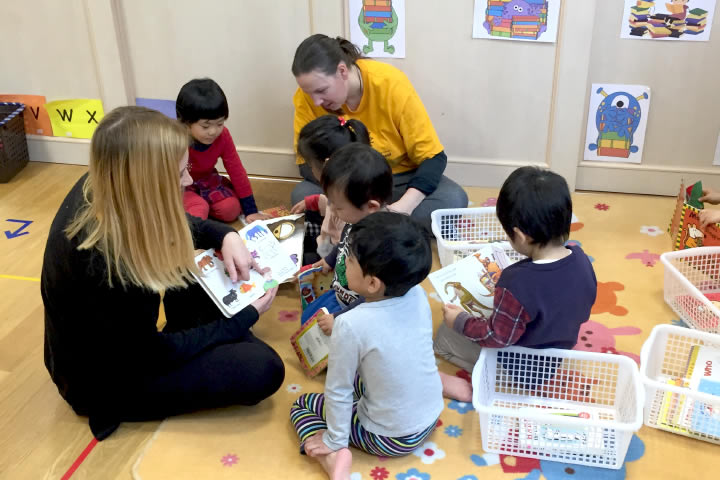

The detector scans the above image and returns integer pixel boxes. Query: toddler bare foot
[317,448,352,480]
[440,371,472,402]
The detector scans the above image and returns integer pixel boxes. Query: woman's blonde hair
[66,106,197,291]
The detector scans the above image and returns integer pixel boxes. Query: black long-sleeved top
[41,175,258,414]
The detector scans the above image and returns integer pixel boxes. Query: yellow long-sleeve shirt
[293,59,443,175]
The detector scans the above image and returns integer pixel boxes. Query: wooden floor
[0,163,299,479]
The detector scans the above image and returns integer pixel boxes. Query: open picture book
[192,221,299,318]
[669,180,720,250]
[428,242,517,318]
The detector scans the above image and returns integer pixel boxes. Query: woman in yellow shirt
[290,34,467,228]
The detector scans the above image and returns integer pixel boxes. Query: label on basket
[516,406,614,455]
[428,243,515,315]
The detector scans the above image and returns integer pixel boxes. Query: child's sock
[439,372,473,402]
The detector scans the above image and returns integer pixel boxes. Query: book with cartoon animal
[669,181,720,251]
[192,221,299,317]
[428,242,516,317]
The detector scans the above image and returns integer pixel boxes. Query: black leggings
[89,284,285,438]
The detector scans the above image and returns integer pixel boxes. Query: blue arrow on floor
[5,219,33,239]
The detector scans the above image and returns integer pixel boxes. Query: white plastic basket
[640,324,720,444]
[430,207,521,267]
[660,247,720,333]
[472,346,644,469]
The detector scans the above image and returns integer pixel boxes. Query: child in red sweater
[176,78,269,223]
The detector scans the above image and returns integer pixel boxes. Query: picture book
[192,248,273,318]
[297,265,334,311]
[290,307,331,377]
[263,214,305,269]
[655,344,720,437]
[192,221,299,317]
[428,242,516,317]
[685,345,720,437]
[240,205,292,225]
[669,180,720,250]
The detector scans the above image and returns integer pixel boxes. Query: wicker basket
[0,102,30,183]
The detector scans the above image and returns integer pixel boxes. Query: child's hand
[304,431,334,457]
[313,258,332,274]
[318,194,328,216]
[700,188,720,205]
[291,199,307,214]
[245,212,273,223]
[318,313,335,336]
[699,209,720,228]
[442,304,464,328]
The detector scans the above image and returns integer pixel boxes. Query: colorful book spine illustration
[483,0,550,40]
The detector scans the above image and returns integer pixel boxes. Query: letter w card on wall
[290,307,331,377]
[428,243,516,317]
[45,99,104,139]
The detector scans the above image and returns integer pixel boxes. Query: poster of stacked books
[621,0,717,41]
[472,0,561,43]
[348,0,406,58]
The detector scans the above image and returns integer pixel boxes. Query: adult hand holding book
[221,231,261,282]
[250,286,279,315]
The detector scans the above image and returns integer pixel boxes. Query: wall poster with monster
[347,0,405,58]
[620,0,717,41]
[472,0,562,42]
[584,84,651,164]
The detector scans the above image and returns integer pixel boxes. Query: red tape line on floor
[60,437,98,480]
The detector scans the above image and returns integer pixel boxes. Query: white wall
[2,0,719,194]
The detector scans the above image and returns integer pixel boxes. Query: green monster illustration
[358,3,398,54]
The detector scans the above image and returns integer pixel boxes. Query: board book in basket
[428,242,515,316]
[290,307,331,377]
[192,221,298,317]
[656,344,720,437]
[669,181,720,250]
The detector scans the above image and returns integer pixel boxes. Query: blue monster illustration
[244,225,267,241]
[588,87,648,159]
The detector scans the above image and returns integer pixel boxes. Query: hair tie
[338,116,347,126]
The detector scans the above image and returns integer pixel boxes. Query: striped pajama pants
[290,376,437,457]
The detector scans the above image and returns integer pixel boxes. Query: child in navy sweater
[435,167,597,401]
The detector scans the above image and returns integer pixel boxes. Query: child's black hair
[496,166,572,247]
[348,212,432,297]
[321,143,392,209]
[297,115,371,169]
[176,78,229,124]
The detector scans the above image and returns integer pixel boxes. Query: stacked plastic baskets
[432,207,645,469]
[0,103,29,183]
[639,247,720,443]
